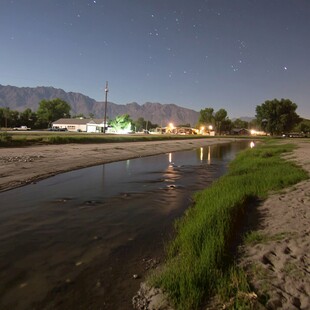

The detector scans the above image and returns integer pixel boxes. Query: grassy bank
[150,142,308,309]
[0,131,215,147]
[0,131,255,147]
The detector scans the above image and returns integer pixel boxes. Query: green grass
[150,142,308,309]
[244,231,296,245]
[0,131,220,147]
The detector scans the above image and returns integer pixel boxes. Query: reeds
[150,142,308,309]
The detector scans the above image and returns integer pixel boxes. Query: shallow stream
[0,141,249,309]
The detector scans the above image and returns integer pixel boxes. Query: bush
[0,131,13,145]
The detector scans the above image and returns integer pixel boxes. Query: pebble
[19,282,28,288]
[0,154,44,163]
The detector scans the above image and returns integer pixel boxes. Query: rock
[132,282,174,310]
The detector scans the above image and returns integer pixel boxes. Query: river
[0,141,249,309]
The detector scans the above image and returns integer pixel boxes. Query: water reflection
[168,152,172,163]
[208,146,211,164]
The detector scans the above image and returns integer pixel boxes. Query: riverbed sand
[237,140,310,310]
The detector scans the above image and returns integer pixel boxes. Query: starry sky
[1,0,310,118]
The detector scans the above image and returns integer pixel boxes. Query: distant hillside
[0,85,199,126]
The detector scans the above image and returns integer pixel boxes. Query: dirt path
[0,138,237,192]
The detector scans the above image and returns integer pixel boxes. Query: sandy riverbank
[237,140,310,309]
[0,137,239,192]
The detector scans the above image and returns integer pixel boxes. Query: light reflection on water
[0,141,249,310]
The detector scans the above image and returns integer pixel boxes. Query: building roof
[53,118,104,125]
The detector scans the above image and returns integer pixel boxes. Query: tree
[1,107,11,128]
[256,99,300,135]
[109,114,133,133]
[294,118,310,134]
[232,118,249,129]
[199,108,214,126]
[20,108,37,128]
[133,117,147,132]
[132,117,158,132]
[37,98,71,128]
[214,109,228,134]
[221,118,233,133]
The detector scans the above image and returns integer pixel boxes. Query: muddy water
[0,142,249,309]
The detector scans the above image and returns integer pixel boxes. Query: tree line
[0,98,159,131]
[0,99,71,129]
[198,98,309,135]
[1,98,309,134]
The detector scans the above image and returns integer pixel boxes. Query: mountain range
[0,85,200,126]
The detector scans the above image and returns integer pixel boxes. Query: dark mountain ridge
[0,85,200,126]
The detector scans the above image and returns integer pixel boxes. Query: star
[284,66,288,70]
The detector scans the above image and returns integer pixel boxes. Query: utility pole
[103,81,109,133]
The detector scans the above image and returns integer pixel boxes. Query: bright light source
[208,125,213,130]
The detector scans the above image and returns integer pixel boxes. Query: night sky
[1,0,310,118]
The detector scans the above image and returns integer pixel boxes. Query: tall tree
[214,108,228,134]
[233,118,249,129]
[20,108,37,128]
[199,108,214,126]
[2,107,11,128]
[134,117,147,132]
[256,99,300,135]
[294,118,310,134]
[37,98,71,127]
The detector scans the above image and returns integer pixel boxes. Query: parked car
[13,126,31,131]
[48,127,67,131]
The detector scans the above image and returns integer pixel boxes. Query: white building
[52,118,107,133]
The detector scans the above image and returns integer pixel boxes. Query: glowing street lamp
[168,123,174,133]
[208,125,213,131]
